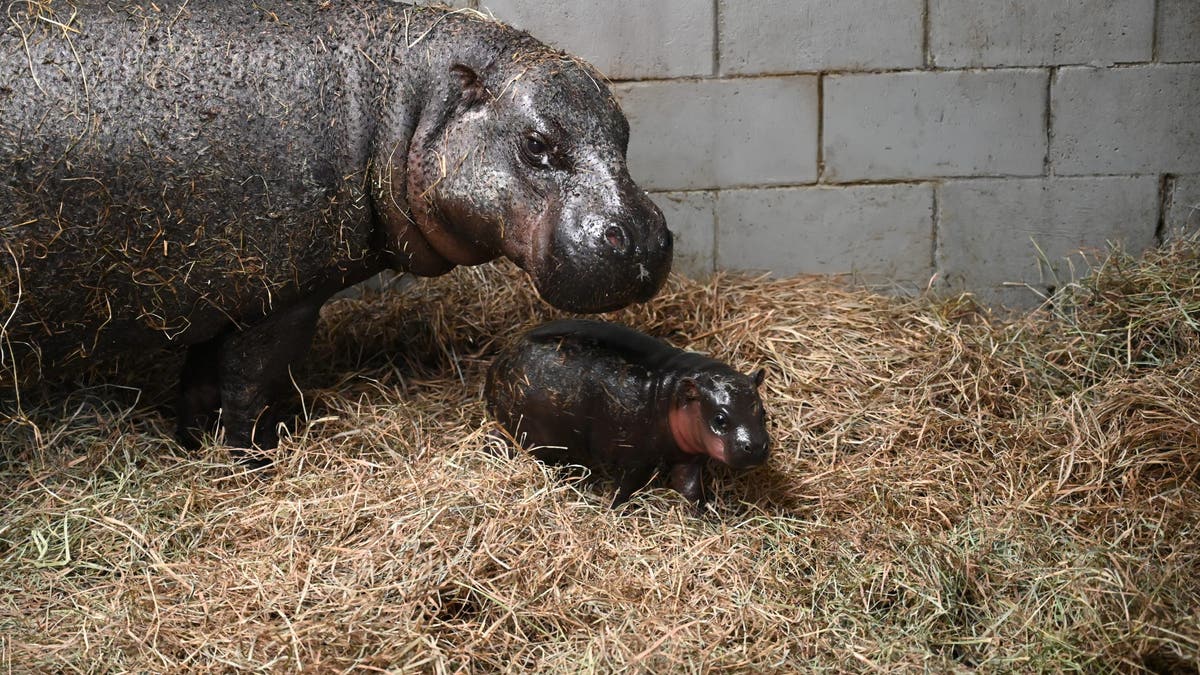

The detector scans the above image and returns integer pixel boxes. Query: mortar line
[930,183,940,279]
[1044,67,1055,176]
[711,0,720,76]
[711,192,720,273]
[923,0,932,68]
[652,175,1167,194]
[607,64,1129,85]
[816,74,825,183]
[1151,0,1160,62]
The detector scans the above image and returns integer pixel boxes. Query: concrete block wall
[471,0,1200,306]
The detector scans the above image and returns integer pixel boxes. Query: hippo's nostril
[604,224,629,254]
[741,442,768,464]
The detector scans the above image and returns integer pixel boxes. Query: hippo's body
[486,320,769,509]
[0,2,671,450]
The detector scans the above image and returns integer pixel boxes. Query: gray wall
[466,0,1200,306]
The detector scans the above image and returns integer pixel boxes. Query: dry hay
[2,237,1198,673]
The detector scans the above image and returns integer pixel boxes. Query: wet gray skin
[0,2,672,452]
[486,320,770,511]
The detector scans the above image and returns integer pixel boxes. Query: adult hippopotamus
[0,2,672,451]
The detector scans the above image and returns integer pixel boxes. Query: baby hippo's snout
[728,433,770,470]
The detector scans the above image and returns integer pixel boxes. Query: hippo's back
[485,320,684,454]
[0,2,395,375]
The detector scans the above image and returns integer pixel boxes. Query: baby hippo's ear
[449,63,491,108]
[679,377,701,403]
[751,368,766,388]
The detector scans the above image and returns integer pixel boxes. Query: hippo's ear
[679,378,701,403]
[449,63,491,108]
[752,368,766,388]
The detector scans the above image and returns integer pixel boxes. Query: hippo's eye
[520,133,552,167]
[526,136,547,155]
[711,412,729,434]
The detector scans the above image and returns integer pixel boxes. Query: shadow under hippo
[0,2,672,453]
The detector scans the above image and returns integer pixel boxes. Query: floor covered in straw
[2,240,1198,672]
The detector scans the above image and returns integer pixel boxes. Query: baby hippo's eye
[711,412,729,434]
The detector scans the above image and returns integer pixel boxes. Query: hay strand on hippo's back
[2,238,1199,672]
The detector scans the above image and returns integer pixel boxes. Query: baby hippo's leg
[668,459,707,510]
[484,428,519,458]
[529,444,573,465]
[611,463,655,508]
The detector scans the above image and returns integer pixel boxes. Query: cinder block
[614,77,819,191]
[1051,64,1200,175]
[930,0,1153,67]
[1158,0,1200,62]
[715,184,934,285]
[824,70,1048,182]
[1166,175,1200,241]
[479,0,713,79]
[651,192,716,278]
[718,0,923,74]
[936,177,1160,307]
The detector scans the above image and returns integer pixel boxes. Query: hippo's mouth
[529,262,662,313]
[518,216,671,314]
[706,439,732,465]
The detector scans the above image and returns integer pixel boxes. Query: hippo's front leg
[177,337,224,449]
[216,299,324,457]
[611,461,656,509]
[668,459,708,511]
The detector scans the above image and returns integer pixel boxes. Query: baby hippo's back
[485,320,681,466]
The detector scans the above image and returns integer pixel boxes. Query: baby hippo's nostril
[741,441,769,466]
[604,224,629,254]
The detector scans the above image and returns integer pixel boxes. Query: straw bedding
[2,238,1198,673]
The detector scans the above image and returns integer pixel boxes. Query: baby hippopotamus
[485,319,770,509]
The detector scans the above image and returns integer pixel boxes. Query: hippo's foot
[668,460,708,513]
[610,464,655,509]
[219,301,322,461]
[175,298,324,464]
[484,428,519,459]
[176,338,224,450]
[230,446,276,471]
[529,444,577,466]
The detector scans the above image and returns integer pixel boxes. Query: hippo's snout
[604,198,671,251]
[724,420,770,469]
[604,224,629,254]
[534,196,672,313]
[733,439,770,469]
